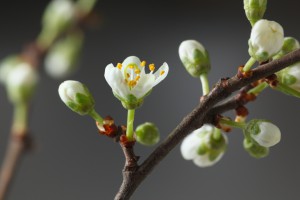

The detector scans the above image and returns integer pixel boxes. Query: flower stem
[276,82,300,98]
[126,109,135,141]
[88,109,103,126]
[200,73,210,95]
[248,82,269,95]
[243,57,256,72]
[12,103,29,136]
[219,118,246,129]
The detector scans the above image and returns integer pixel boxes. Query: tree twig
[114,49,300,200]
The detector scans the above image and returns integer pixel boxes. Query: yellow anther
[129,65,134,69]
[128,80,137,87]
[117,63,122,69]
[135,69,141,74]
[127,73,130,78]
[135,76,140,81]
[141,61,146,67]
[160,70,165,76]
[149,64,155,71]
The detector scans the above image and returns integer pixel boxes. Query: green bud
[243,138,269,158]
[135,122,160,146]
[179,40,211,77]
[244,0,267,26]
[45,31,84,79]
[273,37,300,60]
[6,63,38,104]
[58,80,95,115]
[277,62,300,97]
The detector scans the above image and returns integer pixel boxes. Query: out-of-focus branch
[0,1,99,199]
[114,49,300,200]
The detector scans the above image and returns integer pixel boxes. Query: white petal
[131,73,155,98]
[152,62,169,87]
[287,63,300,90]
[179,40,205,62]
[252,122,281,147]
[122,56,141,69]
[58,80,85,103]
[104,64,130,100]
[193,152,224,168]
[180,131,202,160]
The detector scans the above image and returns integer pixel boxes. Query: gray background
[0,0,299,199]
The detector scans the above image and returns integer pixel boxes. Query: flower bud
[135,122,160,146]
[243,0,267,26]
[179,40,211,77]
[248,19,284,62]
[6,63,38,104]
[45,32,84,79]
[273,37,300,59]
[58,80,95,115]
[277,62,300,92]
[180,125,227,168]
[41,0,75,44]
[243,138,269,158]
[244,119,281,147]
[0,55,22,84]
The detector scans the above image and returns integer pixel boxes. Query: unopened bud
[179,40,211,77]
[244,0,267,26]
[6,63,38,104]
[244,119,281,148]
[248,19,284,62]
[45,32,84,79]
[58,80,95,115]
[0,55,22,84]
[135,122,160,146]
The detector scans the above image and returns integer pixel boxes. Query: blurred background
[0,0,299,199]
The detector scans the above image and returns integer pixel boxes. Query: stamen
[117,63,122,69]
[129,65,134,69]
[135,76,140,81]
[135,69,141,74]
[141,61,146,67]
[160,70,165,76]
[149,64,155,72]
[128,80,137,87]
[126,73,130,78]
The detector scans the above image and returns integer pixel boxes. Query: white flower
[251,121,281,147]
[58,80,95,115]
[180,124,227,168]
[248,19,284,62]
[6,63,38,103]
[104,56,169,109]
[179,40,210,77]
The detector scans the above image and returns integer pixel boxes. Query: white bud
[277,62,300,92]
[179,40,210,77]
[0,56,22,84]
[45,32,83,79]
[58,80,95,115]
[245,120,281,148]
[180,124,227,168]
[248,19,284,62]
[6,63,38,103]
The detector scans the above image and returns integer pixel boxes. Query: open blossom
[248,19,284,62]
[180,124,228,168]
[104,56,169,109]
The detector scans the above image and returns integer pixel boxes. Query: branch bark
[114,49,300,200]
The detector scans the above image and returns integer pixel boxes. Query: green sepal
[197,144,208,155]
[244,0,267,26]
[182,49,211,78]
[248,40,269,62]
[135,122,160,146]
[113,90,153,110]
[243,138,269,158]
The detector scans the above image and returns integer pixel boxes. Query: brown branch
[114,49,300,200]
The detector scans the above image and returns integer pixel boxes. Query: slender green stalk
[200,73,210,95]
[88,109,103,126]
[248,82,268,95]
[243,57,256,72]
[276,82,300,98]
[126,109,135,141]
[219,118,246,129]
[12,103,29,135]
